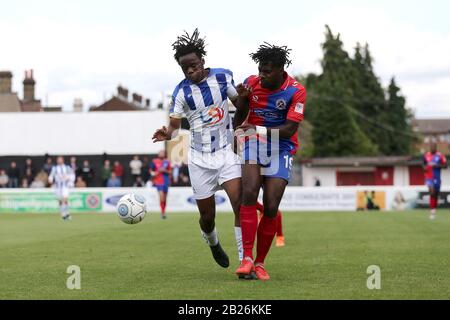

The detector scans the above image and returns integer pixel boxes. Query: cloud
[1,5,449,117]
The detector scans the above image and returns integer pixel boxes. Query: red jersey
[150,158,171,186]
[423,151,446,181]
[245,72,306,155]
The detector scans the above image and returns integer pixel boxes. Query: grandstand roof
[413,119,450,134]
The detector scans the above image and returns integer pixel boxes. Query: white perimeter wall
[302,167,336,186]
[0,111,168,155]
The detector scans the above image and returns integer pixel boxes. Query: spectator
[129,155,143,183]
[314,177,321,187]
[70,156,80,179]
[80,160,94,187]
[21,178,29,188]
[30,170,47,188]
[142,156,151,183]
[0,169,9,188]
[113,161,124,186]
[133,176,145,187]
[75,176,87,188]
[42,157,53,176]
[107,172,121,188]
[101,160,112,187]
[24,158,36,186]
[178,162,190,186]
[7,162,20,188]
[172,162,180,185]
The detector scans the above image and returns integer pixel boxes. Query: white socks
[60,204,69,218]
[234,227,243,262]
[201,227,219,247]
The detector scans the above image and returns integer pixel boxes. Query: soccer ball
[116,193,147,224]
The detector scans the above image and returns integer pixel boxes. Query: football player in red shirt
[423,142,447,220]
[234,43,306,280]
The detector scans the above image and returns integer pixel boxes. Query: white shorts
[188,148,241,200]
[55,187,70,200]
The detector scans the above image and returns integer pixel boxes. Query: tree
[351,43,391,154]
[385,77,417,155]
[311,26,377,156]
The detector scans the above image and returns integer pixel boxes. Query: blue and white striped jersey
[49,164,75,189]
[169,68,238,153]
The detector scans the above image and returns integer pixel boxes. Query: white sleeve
[169,90,187,119]
[226,73,238,101]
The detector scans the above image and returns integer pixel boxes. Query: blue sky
[1,0,450,117]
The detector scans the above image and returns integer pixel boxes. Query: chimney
[132,93,142,105]
[23,69,36,102]
[73,98,83,112]
[0,71,13,94]
[117,86,129,100]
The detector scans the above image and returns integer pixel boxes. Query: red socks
[160,201,166,216]
[276,211,283,237]
[255,216,277,265]
[430,196,438,209]
[255,202,264,213]
[239,205,258,260]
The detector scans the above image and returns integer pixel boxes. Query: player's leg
[189,162,229,268]
[221,178,243,261]
[196,196,229,268]
[254,177,288,280]
[158,189,168,219]
[430,182,440,220]
[427,182,436,219]
[275,210,285,247]
[235,163,262,276]
[256,201,264,223]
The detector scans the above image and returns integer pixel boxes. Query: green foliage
[300,25,416,157]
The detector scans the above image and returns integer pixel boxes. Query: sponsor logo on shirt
[295,103,304,114]
[200,106,225,126]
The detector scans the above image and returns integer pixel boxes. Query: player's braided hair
[172,28,207,61]
[250,42,292,68]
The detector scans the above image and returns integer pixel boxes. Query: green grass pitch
[0,210,449,300]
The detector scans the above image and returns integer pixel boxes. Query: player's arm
[237,120,299,139]
[152,117,181,142]
[237,88,306,139]
[439,155,448,169]
[232,83,252,128]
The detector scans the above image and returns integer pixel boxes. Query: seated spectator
[30,170,48,188]
[0,169,9,188]
[133,176,145,187]
[178,162,190,186]
[107,172,121,188]
[42,157,53,176]
[24,158,36,186]
[75,176,87,188]
[21,178,29,188]
[7,161,20,188]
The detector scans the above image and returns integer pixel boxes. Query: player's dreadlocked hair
[172,28,207,61]
[250,42,292,68]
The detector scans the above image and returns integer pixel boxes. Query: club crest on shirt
[295,103,304,114]
[276,99,287,110]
